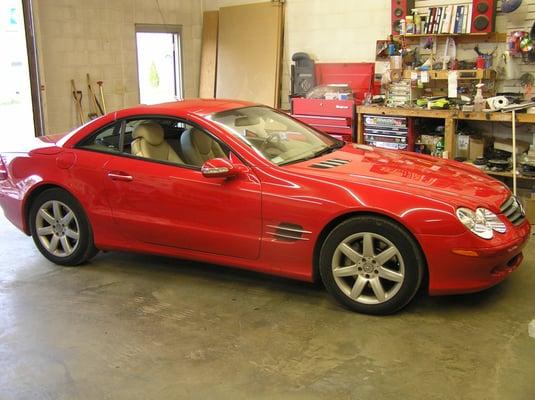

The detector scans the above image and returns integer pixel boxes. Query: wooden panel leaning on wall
[216,1,283,108]
[199,11,219,99]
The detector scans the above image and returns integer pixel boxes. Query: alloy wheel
[35,200,80,257]
[331,232,405,305]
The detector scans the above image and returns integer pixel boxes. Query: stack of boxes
[364,115,411,150]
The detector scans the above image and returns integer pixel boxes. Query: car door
[102,117,262,260]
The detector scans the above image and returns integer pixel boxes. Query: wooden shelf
[357,106,535,124]
[394,32,506,43]
[402,69,496,81]
[486,171,535,181]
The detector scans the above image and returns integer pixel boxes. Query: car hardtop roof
[125,99,261,117]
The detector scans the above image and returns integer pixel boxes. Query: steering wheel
[260,133,282,151]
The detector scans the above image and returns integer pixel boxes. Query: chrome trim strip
[266,225,312,234]
[500,196,526,226]
[500,197,514,213]
[269,232,310,241]
[319,161,346,166]
[326,158,348,162]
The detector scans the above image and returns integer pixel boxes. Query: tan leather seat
[131,122,183,163]
[180,128,227,166]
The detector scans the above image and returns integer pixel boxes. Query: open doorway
[135,25,183,105]
[0,0,37,148]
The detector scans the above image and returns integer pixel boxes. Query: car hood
[286,144,510,211]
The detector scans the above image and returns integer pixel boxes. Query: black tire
[319,215,425,315]
[29,188,98,266]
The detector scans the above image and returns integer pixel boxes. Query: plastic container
[414,13,421,34]
[474,83,485,112]
[406,16,414,34]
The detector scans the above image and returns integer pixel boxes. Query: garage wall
[203,0,390,109]
[202,0,267,11]
[34,0,203,134]
[281,0,390,108]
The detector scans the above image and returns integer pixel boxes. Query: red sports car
[0,100,530,314]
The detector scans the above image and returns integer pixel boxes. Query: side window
[78,117,231,169]
[125,117,229,168]
[179,127,230,168]
[77,124,121,154]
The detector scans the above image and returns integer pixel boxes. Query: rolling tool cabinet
[291,63,376,142]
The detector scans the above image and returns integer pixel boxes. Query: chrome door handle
[107,171,133,182]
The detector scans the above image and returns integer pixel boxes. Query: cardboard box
[522,198,535,224]
[469,137,485,161]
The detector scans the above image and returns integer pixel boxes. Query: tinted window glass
[78,124,121,153]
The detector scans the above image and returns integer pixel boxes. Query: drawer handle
[335,105,349,109]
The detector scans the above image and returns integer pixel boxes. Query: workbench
[356,105,535,191]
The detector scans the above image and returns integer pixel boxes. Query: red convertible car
[0,100,530,314]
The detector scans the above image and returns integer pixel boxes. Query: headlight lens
[477,208,507,234]
[456,207,507,239]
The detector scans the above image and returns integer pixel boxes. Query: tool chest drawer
[292,98,355,118]
[293,115,350,128]
[292,115,353,140]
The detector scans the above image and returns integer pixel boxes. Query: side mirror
[201,158,244,179]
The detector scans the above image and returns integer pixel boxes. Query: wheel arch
[312,211,429,288]
[22,183,81,235]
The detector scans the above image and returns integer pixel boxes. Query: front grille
[500,196,526,226]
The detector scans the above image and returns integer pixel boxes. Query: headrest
[235,115,261,127]
[133,123,164,146]
[191,129,213,154]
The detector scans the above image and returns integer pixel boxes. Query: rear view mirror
[201,158,242,179]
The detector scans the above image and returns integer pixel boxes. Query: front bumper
[418,220,531,295]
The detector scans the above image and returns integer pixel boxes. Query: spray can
[474,82,485,112]
[414,12,421,34]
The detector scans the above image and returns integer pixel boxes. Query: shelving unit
[357,105,535,194]
[402,69,496,80]
[394,32,507,43]
[486,171,535,180]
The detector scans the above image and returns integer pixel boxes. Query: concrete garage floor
[1,214,534,400]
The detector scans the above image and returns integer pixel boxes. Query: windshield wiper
[311,141,344,158]
[278,141,345,166]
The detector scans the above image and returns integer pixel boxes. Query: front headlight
[456,207,507,240]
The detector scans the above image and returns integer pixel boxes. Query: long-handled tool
[96,80,107,114]
[71,79,84,126]
[86,73,104,119]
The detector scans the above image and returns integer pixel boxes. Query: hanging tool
[71,79,84,126]
[96,80,107,114]
[86,73,104,118]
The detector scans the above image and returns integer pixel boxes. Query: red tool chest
[291,62,375,142]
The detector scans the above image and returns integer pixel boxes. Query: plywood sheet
[199,11,219,98]
[216,2,283,107]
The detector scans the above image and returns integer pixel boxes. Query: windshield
[207,106,343,166]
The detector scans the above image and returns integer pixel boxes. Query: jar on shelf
[406,16,414,34]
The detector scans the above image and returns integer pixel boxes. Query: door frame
[22,0,44,136]
[134,24,184,104]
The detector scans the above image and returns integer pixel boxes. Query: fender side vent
[310,158,350,169]
[267,223,311,242]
